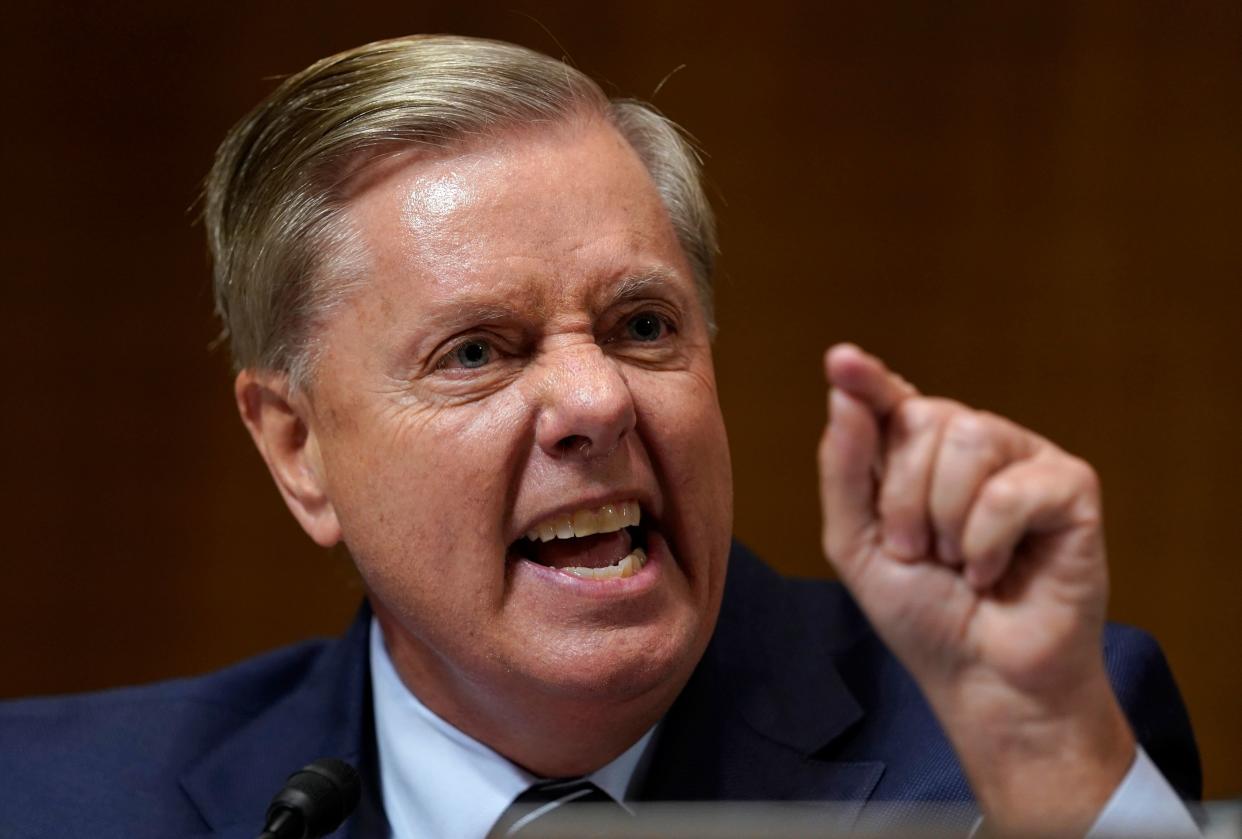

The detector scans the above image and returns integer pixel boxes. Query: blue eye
[451,340,491,369]
[627,313,664,342]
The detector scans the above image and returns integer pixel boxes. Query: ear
[234,370,342,547]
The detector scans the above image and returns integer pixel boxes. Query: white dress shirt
[1087,746,1201,837]
[371,617,1198,838]
[370,617,654,839]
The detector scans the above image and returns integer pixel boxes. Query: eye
[626,312,665,342]
[442,339,493,370]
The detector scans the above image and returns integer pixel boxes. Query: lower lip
[509,530,670,600]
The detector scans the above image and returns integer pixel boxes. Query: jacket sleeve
[1103,623,1202,801]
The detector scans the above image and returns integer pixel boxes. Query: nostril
[556,434,592,455]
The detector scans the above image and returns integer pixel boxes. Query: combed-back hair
[204,34,717,389]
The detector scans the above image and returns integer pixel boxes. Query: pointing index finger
[824,343,918,418]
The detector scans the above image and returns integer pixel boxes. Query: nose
[534,344,637,460]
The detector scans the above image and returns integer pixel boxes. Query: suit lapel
[175,545,883,835]
[639,544,884,828]
[178,607,377,839]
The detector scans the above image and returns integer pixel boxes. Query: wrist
[930,670,1136,836]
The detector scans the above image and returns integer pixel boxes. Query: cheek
[636,362,728,451]
[631,365,733,522]
[321,392,532,578]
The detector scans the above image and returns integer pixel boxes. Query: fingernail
[829,389,849,422]
[884,528,925,560]
[964,565,987,590]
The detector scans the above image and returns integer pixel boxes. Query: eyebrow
[603,268,683,309]
[422,301,519,332]
[422,267,683,329]
[415,275,555,335]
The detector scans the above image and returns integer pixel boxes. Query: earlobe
[234,370,342,547]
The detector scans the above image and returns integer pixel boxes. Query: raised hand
[818,344,1135,835]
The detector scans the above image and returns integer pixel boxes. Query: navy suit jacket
[0,544,1200,837]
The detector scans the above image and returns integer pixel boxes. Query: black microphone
[257,758,361,839]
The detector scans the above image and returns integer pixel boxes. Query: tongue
[532,529,633,569]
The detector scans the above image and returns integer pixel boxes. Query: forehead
[339,118,692,316]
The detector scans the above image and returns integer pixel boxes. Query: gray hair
[203,34,717,389]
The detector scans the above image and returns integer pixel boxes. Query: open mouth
[509,500,649,580]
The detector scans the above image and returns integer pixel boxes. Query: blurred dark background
[2,1,1239,798]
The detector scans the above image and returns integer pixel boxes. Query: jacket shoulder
[0,638,332,833]
[1,636,331,731]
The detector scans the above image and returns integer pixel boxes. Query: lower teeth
[562,547,647,580]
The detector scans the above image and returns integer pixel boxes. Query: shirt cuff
[966,747,1199,839]
[1085,746,1201,838]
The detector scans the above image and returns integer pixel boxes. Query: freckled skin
[285,117,733,775]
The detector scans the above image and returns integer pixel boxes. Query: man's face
[297,117,732,737]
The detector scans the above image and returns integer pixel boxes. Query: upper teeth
[526,500,640,542]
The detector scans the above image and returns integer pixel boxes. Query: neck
[373,610,686,778]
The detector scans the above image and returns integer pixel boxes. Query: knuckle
[1041,450,1101,493]
[894,398,945,437]
[943,410,992,449]
[1065,455,1103,520]
[1071,456,1101,494]
[980,477,1023,516]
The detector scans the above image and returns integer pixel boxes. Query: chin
[513,604,714,712]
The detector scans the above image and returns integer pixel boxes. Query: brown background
[2,1,1239,799]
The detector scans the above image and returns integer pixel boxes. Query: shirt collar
[369,616,655,838]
